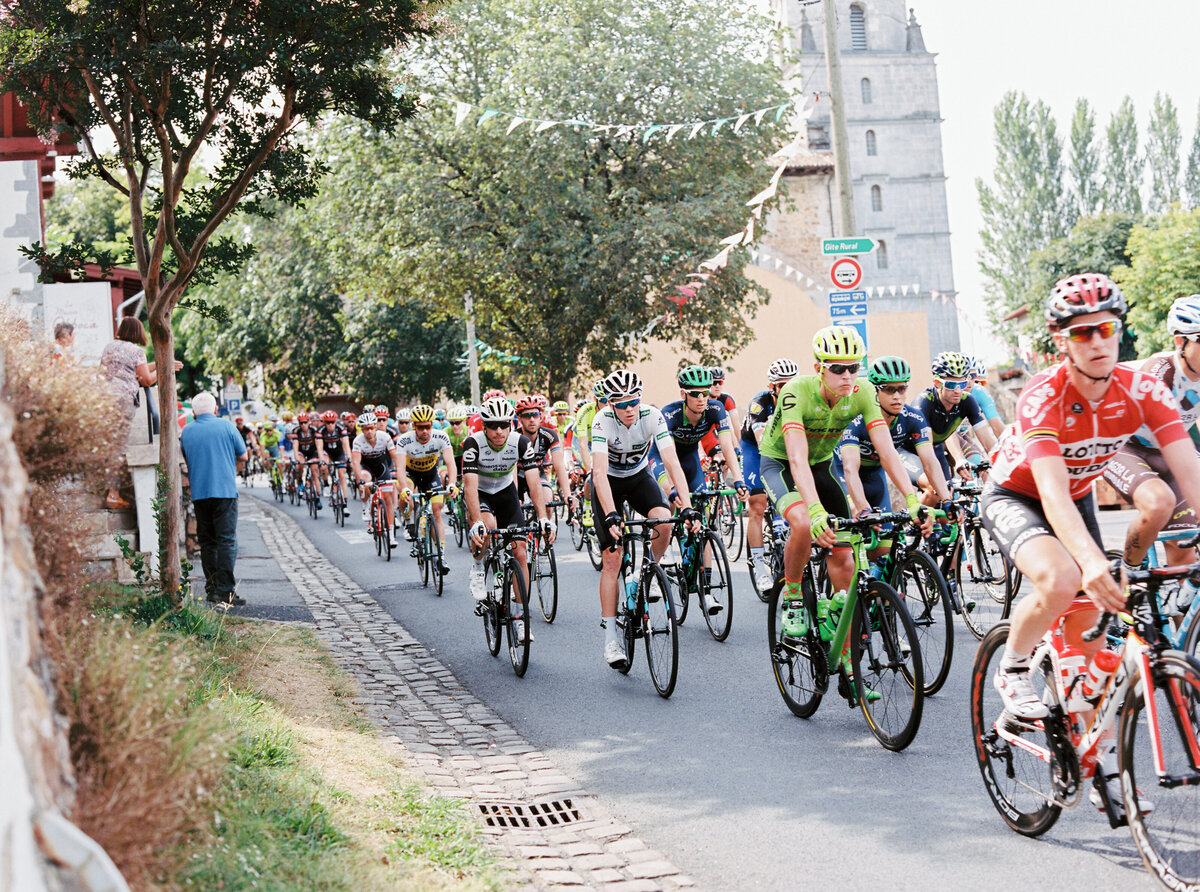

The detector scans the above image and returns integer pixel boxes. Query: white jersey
[1131,352,1200,449]
[394,429,452,473]
[461,431,539,494]
[590,404,673,478]
[352,431,395,461]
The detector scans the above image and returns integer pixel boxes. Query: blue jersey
[914,388,985,445]
[660,399,730,447]
[972,385,1000,421]
[840,405,931,468]
[740,389,776,446]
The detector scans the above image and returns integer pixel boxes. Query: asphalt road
[245,486,1155,891]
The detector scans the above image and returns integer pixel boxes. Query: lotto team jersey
[990,361,1189,500]
[1131,352,1200,448]
[841,405,932,468]
[591,405,674,477]
[740,390,776,445]
[394,429,452,473]
[914,388,986,445]
[461,431,538,494]
[759,375,884,465]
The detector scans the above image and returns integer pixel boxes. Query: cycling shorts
[1102,440,1197,531]
[516,470,554,503]
[409,467,444,502]
[265,446,280,459]
[898,448,924,486]
[361,456,394,483]
[479,483,523,529]
[980,484,1103,563]
[591,467,669,552]
[759,455,850,522]
[741,439,764,495]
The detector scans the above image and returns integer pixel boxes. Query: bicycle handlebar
[830,511,913,532]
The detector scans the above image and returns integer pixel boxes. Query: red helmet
[296,411,310,423]
[340,411,356,423]
[484,388,506,401]
[321,410,338,423]
[1046,273,1127,330]
[515,395,540,413]
[235,416,244,424]
[374,406,390,418]
[533,394,549,409]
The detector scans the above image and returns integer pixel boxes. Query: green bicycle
[768,511,925,751]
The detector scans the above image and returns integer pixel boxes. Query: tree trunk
[147,306,182,604]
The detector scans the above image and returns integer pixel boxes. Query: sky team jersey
[740,390,776,446]
[914,388,986,445]
[591,404,674,478]
[989,361,1189,500]
[759,375,884,465]
[394,428,452,473]
[352,432,395,471]
[461,431,538,494]
[1131,352,1200,449]
[841,405,932,468]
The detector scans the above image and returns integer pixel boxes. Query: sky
[901,0,1200,361]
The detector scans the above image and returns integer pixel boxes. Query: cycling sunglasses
[612,397,641,410]
[940,379,970,390]
[414,423,432,431]
[518,411,541,419]
[878,384,908,395]
[823,362,860,376]
[1061,319,1122,343]
[683,389,708,399]
[484,420,511,430]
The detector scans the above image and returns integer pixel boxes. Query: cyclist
[234,416,260,463]
[743,358,799,594]
[317,410,352,510]
[574,381,608,528]
[464,396,552,645]
[912,351,997,498]
[551,400,575,450]
[445,404,471,480]
[708,366,741,437]
[395,408,410,438]
[465,403,482,434]
[291,411,326,509]
[1102,294,1200,601]
[395,404,457,573]
[350,412,401,549]
[434,407,449,431]
[839,356,951,560]
[514,396,573,522]
[375,405,398,438]
[591,369,699,670]
[968,357,1006,438]
[758,327,927,657]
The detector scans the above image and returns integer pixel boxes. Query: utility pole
[822,0,857,237]
[464,291,480,405]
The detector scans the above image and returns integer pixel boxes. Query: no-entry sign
[830,257,863,290]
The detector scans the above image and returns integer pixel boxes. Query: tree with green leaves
[1067,99,1101,222]
[1185,101,1200,211]
[1103,96,1143,216]
[977,92,1068,321]
[1,0,436,598]
[312,0,788,397]
[1146,92,1182,215]
[1119,207,1200,354]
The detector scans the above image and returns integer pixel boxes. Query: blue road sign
[828,291,868,350]
[227,398,241,413]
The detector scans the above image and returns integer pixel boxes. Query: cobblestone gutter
[245,498,696,891]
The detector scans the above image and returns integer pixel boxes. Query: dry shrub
[51,606,231,888]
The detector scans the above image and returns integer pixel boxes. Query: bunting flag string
[929,289,1002,354]
[422,92,799,143]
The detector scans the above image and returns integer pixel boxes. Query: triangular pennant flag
[665,124,686,142]
[786,265,797,278]
[795,101,815,121]
[711,117,730,136]
[748,249,759,262]
[642,124,663,143]
[478,109,500,126]
[455,102,472,127]
[747,182,779,208]
[753,107,770,126]
[911,283,920,295]
[743,218,756,244]
[774,258,783,270]
[720,232,744,246]
[775,102,790,122]
[751,204,763,220]
[769,162,787,187]
[676,285,698,298]
[864,286,873,298]
[535,120,558,132]
[689,122,706,139]
[805,277,815,289]
[591,124,614,133]
[733,113,752,134]
[889,285,898,296]
[506,117,527,135]
[901,285,909,296]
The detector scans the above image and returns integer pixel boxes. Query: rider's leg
[1124,477,1176,566]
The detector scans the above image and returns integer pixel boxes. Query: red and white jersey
[990,361,1189,500]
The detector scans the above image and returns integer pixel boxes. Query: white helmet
[465,403,479,416]
[479,396,514,422]
[767,357,799,383]
[969,356,987,378]
[600,369,643,400]
[356,412,375,428]
[396,408,411,422]
[1168,295,1200,338]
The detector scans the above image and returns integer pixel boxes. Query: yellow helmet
[410,404,436,424]
[812,325,866,363]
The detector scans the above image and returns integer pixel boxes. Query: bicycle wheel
[533,541,558,623]
[674,533,692,627]
[482,558,502,657]
[850,579,924,751]
[586,525,604,571]
[504,557,531,677]
[372,502,382,556]
[958,525,1013,639]
[721,494,744,562]
[699,531,733,642]
[378,501,392,562]
[641,563,679,698]
[430,520,444,597]
[453,501,465,548]
[767,566,825,718]
[893,550,954,696]
[1120,650,1200,887]
[570,502,584,551]
[969,622,1063,836]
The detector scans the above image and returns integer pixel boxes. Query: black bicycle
[667,490,733,641]
[523,501,562,623]
[614,516,686,698]
[327,461,348,527]
[475,524,538,677]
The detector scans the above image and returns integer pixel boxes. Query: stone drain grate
[478,798,583,829]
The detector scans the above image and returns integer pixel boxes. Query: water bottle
[819,590,846,641]
[1176,577,1200,614]
[625,579,638,611]
[772,516,787,540]
[1072,649,1121,711]
[870,558,887,579]
[1055,643,1087,712]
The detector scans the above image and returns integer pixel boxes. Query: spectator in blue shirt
[181,391,247,605]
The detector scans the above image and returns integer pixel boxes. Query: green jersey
[575,402,599,444]
[446,425,470,457]
[259,428,281,450]
[759,375,884,465]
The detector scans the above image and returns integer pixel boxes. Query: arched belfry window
[877,239,888,269]
[865,130,877,156]
[861,78,872,105]
[850,5,867,50]
[871,185,882,212]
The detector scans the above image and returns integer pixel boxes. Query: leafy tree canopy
[1118,207,1200,354]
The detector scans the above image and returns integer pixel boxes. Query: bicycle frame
[1141,529,1200,651]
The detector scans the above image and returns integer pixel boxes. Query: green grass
[382,786,498,878]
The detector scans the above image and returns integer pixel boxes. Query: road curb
[243,497,698,891]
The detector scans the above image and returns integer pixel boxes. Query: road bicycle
[614,516,686,699]
[523,500,562,623]
[267,456,284,502]
[971,562,1200,889]
[666,489,733,642]
[706,456,744,562]
[749,501,788,603]
[474,524,538,677]
[299,459,324,519]
[567,476,603,571]
[284,460,300,505]
[364,480,392,561]
[326,461,348,527]
[411,488,447,597]
[769,511,925,751]
[446,488,468,548]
